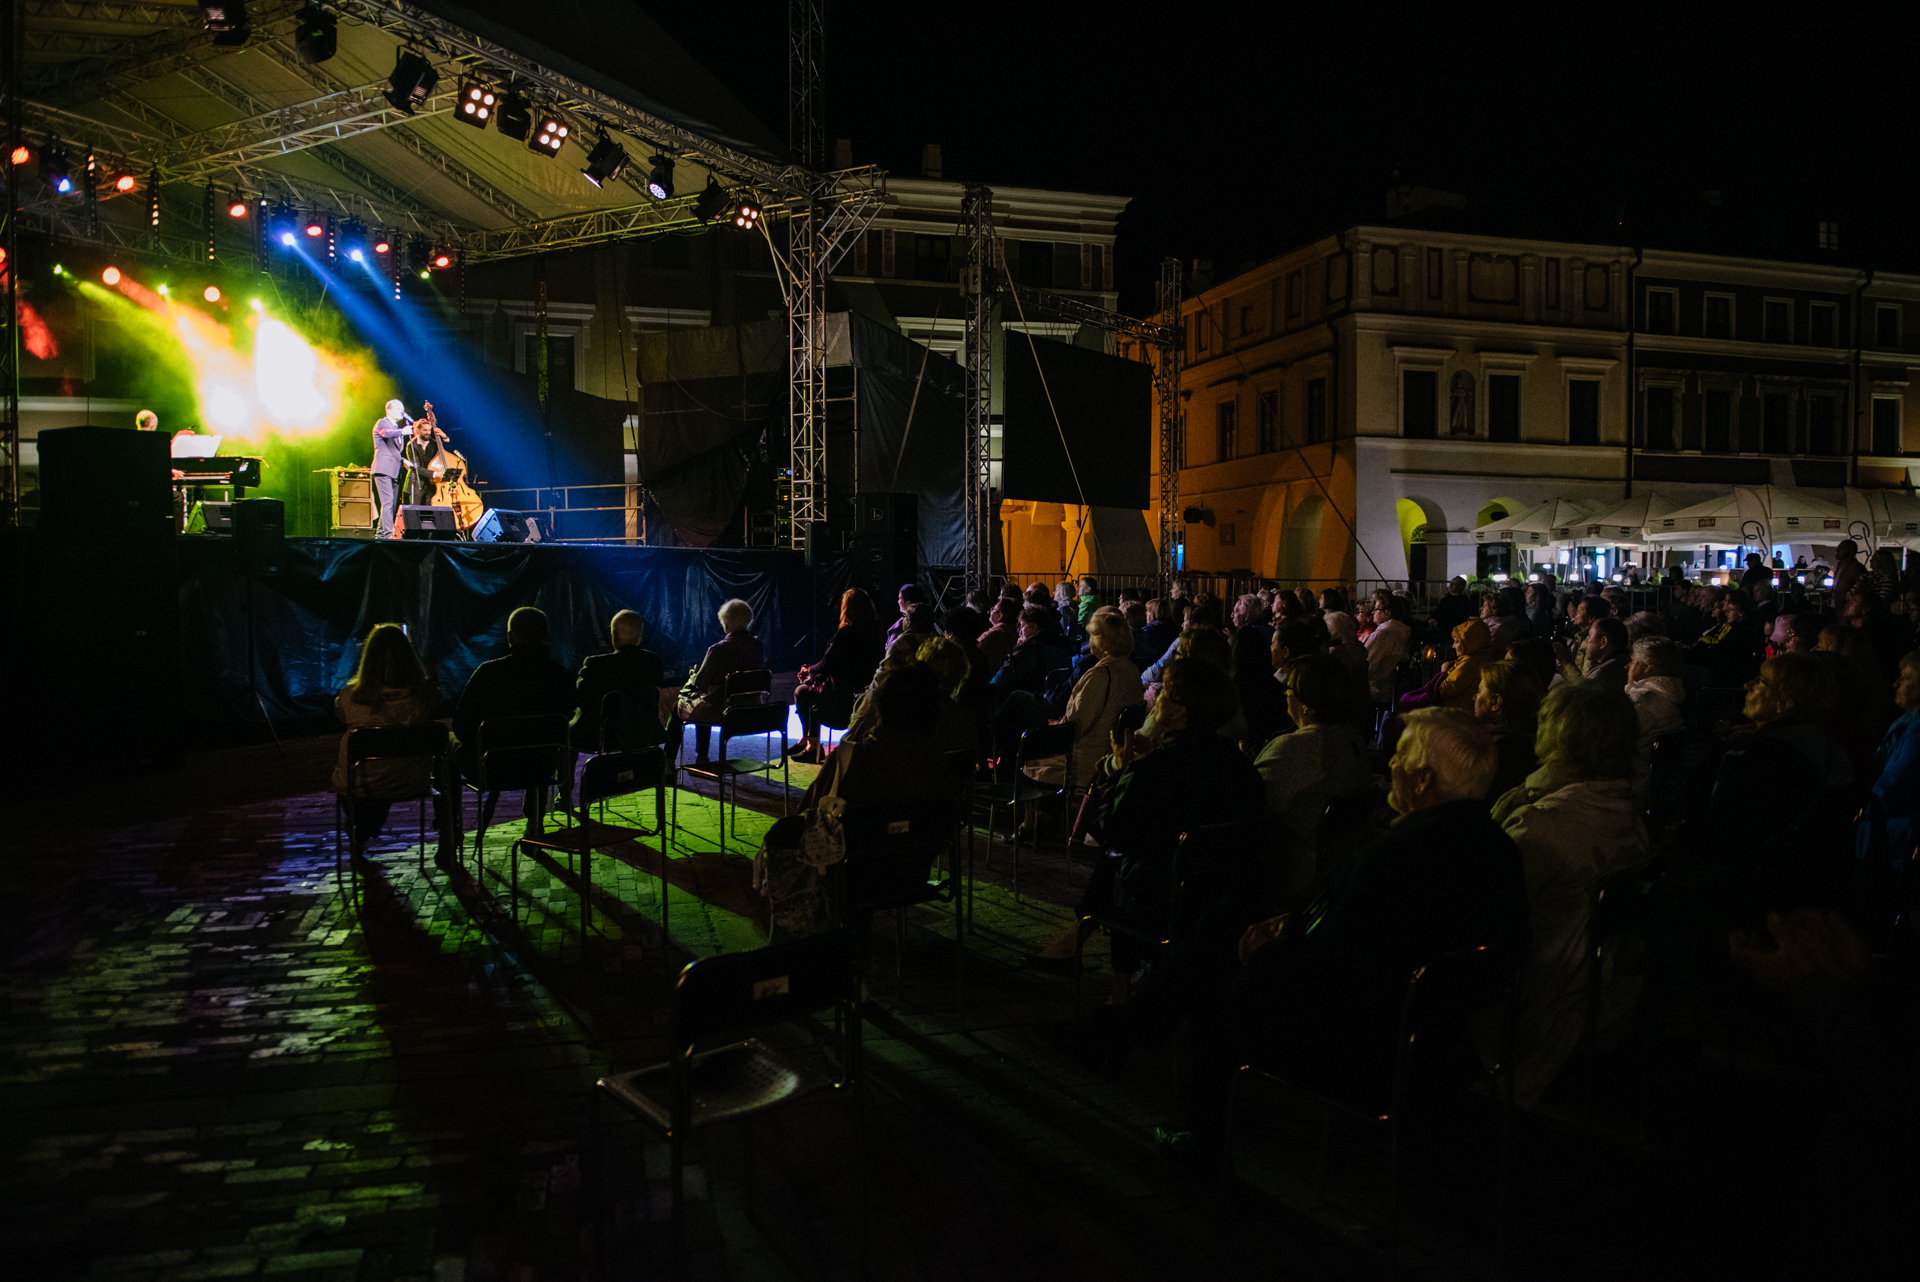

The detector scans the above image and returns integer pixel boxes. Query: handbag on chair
[753,744,855,942]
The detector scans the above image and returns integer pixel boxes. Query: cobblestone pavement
[3,728,1564,1281]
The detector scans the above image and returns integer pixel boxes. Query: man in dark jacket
[1432,576,1476,634]
[452,606,576,827]
[569,608,666,754]
[1073,707,1528,1161]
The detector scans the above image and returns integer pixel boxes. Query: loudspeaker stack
[850,493,917,592]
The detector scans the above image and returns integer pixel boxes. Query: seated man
[451,606,575,828]
[570,608,666,755]
[1071,707,1527,1163]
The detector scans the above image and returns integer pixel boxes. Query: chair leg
[670,1129,685,1271]
[582,847,592,937]
[742,1114,755,1222]
[1315,1104,1334,1201]
[509,840,519,919]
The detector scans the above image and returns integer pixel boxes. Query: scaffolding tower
[960,183,995,592]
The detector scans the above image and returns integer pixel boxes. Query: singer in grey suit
[371,398,409,538]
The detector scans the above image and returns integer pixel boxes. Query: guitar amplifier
[329,468,375,533]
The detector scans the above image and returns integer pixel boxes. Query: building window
[1737,395,1760,453]
[1817,221,1840,251]
[1647,289,1676,335]
[1764,299,1792,344]
[1013,239,1052,287]
[1240,303,1259,336]
[880,229,896,276]
[1872,398,1901,455]
[1257,390,1279,453]
[1645,386,1676,451]
[1402,370,1438,439]
[1216,399,1237,461]
[1704,293,1734,340]
[1762,392,1791,454]
[1568,379,1600,445]
[1703,389,1732,453]
[1585,266,1610,310]
[1196,311,1209,353]
[1488,374,1521,443]
[914,235,951,281]
[1544,258,1561,308]
[1306,377,1327,443]
[1807,397,1836,455]
[1426,247,1443,300]
[1809,302,1836,347]
[1877,305,1901,349]
[1287,272,1303,317]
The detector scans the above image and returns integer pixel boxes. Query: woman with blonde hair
[332,623,443,857]
[1023,607,1144,789]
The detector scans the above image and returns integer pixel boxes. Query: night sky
[646,4,1913,313]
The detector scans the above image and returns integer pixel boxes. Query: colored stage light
[384,50,439,115]
[304,217,325,238]
[42,143,72,193]
[582,135,628,188]
[732,198,761,231]
[531,113,569,158]
[114,173,137,193]
[643,154,674,200]
[293,4,336,63]
[280,232,296,246]
[228,198,250,218]
[251,299,262,311]
[495,93,532,142]
[102,266,122,285]
[200,0,249,44]
[418,269,430,279]
[9,144,29,165]
[373,239,390,255]
[337,218,369,264]
[692,178,728,223]
[204,286,222,302]
[157,284,170,296]
[431,251,451,269]
[455,80,496,129]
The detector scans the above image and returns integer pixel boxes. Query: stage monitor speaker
[232,498,284,575]
[36,426,174,544]
[851,492,916,590]
[196,500,236,533]
[399,505,461,540]
[471,508,540,543]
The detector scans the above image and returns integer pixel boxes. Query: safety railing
[475,483,648,544]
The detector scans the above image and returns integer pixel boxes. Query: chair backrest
[1589,860,1655,954]
[346,722,449,763]
[942,748,978,786]
[477,713,569,790]
[674,931,857,1048]
[839,795,959,911]
[719,699,790,740]
[725,668,774,699]
[1174,814,1272,875]
[1401,942,1522,1043]
[598,689,663,753]
[579,747,668,808]
[1016,722,1077,766]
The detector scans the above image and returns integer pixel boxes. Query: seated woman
[332,623,447,858]
[915,634,981,759]
[790,587,885,764]
[1486,679,1647,1107]
[677,597,766,765]
[1022,608,1144,792]
[1431,618,1495,711]
[1474,657,1547,805]
[1231,626,1290,750]
[754,664,952,942]
[1362,595,1413,705]
[1623,636,1686,807]
[1254,655,1370,898]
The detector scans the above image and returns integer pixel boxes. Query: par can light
[204,286,222,302]
[102,266,122,285]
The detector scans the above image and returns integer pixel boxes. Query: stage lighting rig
[204,286,222,303]
[102,266,122,286]
[228,195,250,218]
[199,0,249,45]
[643,154,674,200]
[41,141,72,194]
[731,197,761,231]
[530,111,569,158]
[292,5,336,62]
[582,134,629,188]
[9,144,29,165]
[494,93,532,142]
[455,80,496,129]
[149,168,162,227]
[303,212,327,239]
[383,50,439,115]
[338,219,369,263]
[430,249,452,270]
[373,235,391,257]
[692,178,729,223]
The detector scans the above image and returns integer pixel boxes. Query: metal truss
[788,0,822,169]
[4,0,22,525]
[28,0,306,102]
[960,183,995,591]
[1155,257,1183,587]
[1005,279,1180,348]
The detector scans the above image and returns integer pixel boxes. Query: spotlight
[530,111,569,158]
[455,80,496,129]
[431,250,451,270]
[157,284,170,296]
[494,93,532,142]
[199,0,248,44]
[114,173,136,193]
[337,218,368,263]
[419,270,429,279]
[42,142,71,193]
[304,213,326,238]
[384,50,439,115]
[280,232,296,246]
[642,154,673,200]
[8,144,28,165]
[373,238,390,256]
[228,197,250,218]
[583,134,629,188]
[102,266,121,285]
[692,178,728,223]
[731,197,761,231]
[292,4,336,62]
[250,299,263,312]
[204,285,222,302]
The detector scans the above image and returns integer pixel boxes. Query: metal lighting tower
[785,0,827,551]
[1156,256,1183,587]
[960,183,995,592]
[2,0,21,526]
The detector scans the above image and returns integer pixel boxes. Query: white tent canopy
[1644,485,1848,548]
[1471,497,1598,548]
[1550,494,1678,549]
[1851,488,1920,549]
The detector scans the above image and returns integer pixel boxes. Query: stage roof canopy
[14,0,876,262]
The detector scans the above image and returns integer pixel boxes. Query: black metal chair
[464,713,570,868]
[674,700,793,853]
[968,721,1077,902]
[1072,814,1272,1016]
[1583,859,1657,1173]
[838,796,966,1020]
[1225,942,1523,1268]
[509,747,670,938]
[592,931,864,1273]
[597,688,668,758]
[333,722,451,906]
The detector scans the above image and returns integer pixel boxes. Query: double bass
[423,401,484,536]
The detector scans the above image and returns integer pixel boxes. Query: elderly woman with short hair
[678,597,766,765]
[1023,608,1144,789]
